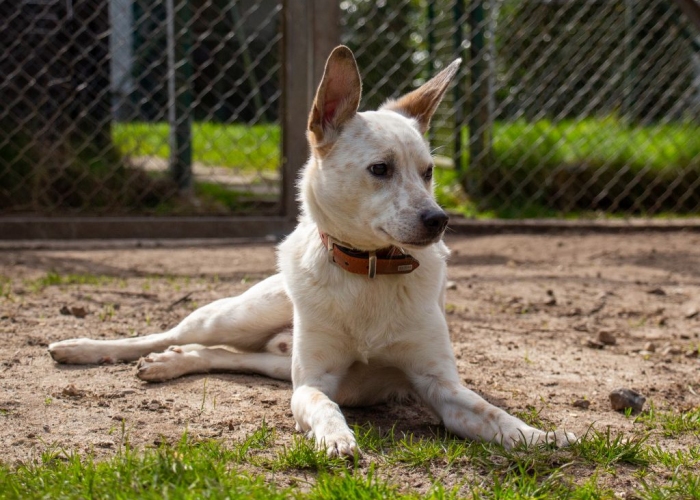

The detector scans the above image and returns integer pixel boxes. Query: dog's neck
[319,230,419,279]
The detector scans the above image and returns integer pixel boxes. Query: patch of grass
[638,473,700,500]
[636,406,700,437]
[647,445,700,470]
[112,122,280,172]
[390,432,470,468]
[25,272,118,292]
[271,435,350,471]
[0,276,12,298]
[3,422,700,499]
[194,181,278,213]
[573,427,650,468]
[0,436,288,500]
[462,116,700,216]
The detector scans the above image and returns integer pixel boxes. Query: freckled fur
[47,46,576,458]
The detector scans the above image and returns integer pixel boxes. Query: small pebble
[609,388,646,413]
[643,341,656,353]
[445,281,457,290]
[660,346,682,356]
[596,330,617,345]
[572,399,590,409]
[586,339,605,349]
[684,306,699,319]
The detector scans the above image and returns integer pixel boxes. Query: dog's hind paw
[48,338,112,365]
[136,347,205,382]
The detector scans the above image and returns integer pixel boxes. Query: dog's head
[301,46,460,252]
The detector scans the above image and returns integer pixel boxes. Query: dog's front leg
[400,318,576,449]
[290,333,357,458]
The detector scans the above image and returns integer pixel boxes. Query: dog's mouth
[379,229,443,250]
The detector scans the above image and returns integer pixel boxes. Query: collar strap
[320,231,420,278]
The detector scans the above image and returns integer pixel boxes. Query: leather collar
[319,231,419,278]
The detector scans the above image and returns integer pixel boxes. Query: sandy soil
[1,232,699,466]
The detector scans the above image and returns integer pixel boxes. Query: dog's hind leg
[48,273,293,365]
[136,330,293,382]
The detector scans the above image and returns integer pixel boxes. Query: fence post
[166,0,193,191]
[281,0,339,222]
[464,0,492,201]
[453,0,464,174]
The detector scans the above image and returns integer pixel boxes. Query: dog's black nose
[421,209,449,233]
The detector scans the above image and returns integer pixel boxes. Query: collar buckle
[368,251,377,279]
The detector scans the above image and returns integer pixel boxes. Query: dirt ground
[1,232,699,466]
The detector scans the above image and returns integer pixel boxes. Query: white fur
[48,47,575,457]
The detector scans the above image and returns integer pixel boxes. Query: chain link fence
[1,0,699,228]
[342,0,700,217]
[1,0,282,217]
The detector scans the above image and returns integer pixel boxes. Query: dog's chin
[379,229,444,250]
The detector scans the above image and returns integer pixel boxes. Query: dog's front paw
[317,430,359,458]
[504,427,577,449]
[137,347,204,382]
[48,338,114,365]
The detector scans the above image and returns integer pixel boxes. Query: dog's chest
[279,221,447,360]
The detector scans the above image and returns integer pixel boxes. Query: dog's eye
[368,163,389,177]
[423,167,433,181]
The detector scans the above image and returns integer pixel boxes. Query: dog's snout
[420,209,449,233]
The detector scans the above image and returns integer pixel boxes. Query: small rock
[59,305,88,318]
[586,339,605,349]
[609,388,646,413]
[647,288,666,296]
[660,346,682,356]
[685,348,699,358]
[544,296,557,306]
[572,399,590,409]
[445,281,457,290]
[638,350,655,357]
[684,306,699,319]
[596,330,617,346]
[643,341,656,353]
[70,306,88,319]
[61,384,85,398]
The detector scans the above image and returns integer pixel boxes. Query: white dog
[49,46,575,457]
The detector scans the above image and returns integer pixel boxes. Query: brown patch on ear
[308,46,362,153]
[381,58,461,134]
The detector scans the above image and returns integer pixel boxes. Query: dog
[48,46,575,457]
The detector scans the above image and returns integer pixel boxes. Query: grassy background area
[112,118,700,217]
[112,122,280,173]
[3,119,697,216]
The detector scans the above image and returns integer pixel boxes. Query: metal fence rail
[1,0,699,239]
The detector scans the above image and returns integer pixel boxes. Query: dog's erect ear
[381,58,462,134]
[308,46,362,149]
